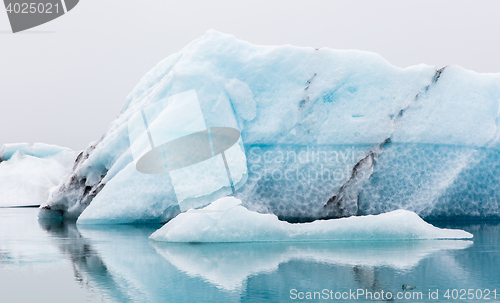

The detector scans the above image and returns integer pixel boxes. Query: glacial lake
[0,208,499,303]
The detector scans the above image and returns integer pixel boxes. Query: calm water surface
[0,208,499,302]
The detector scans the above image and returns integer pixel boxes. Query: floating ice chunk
[0,147,77,207]
[402,284,417,291]
[149,197,472,242]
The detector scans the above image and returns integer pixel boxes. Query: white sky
[1,0,499,150]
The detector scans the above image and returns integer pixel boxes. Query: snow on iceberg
[0,143,77,207]
[149,197,472,242]
[39,30,500,223]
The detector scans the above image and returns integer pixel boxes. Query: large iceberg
[149,197,472,242]
[0,143,77,207]
[38,30,500,223]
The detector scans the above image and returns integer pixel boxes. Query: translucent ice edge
[0,142,73,161]
[149,197,473,242]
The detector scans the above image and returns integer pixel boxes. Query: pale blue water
[0,208,499,302]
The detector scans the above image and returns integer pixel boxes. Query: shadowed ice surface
[1,208,499,302]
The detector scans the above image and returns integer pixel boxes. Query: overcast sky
[1,0,499,150]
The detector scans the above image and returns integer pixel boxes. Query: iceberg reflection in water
[152,240,472,291]
[38,220,138,303]
[1,209,499,302]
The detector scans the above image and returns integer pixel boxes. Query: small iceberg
[149,197,473,242]
[0,143,77,208]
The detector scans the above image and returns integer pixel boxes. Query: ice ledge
[0,142,74,162]
[149,197,473,242]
